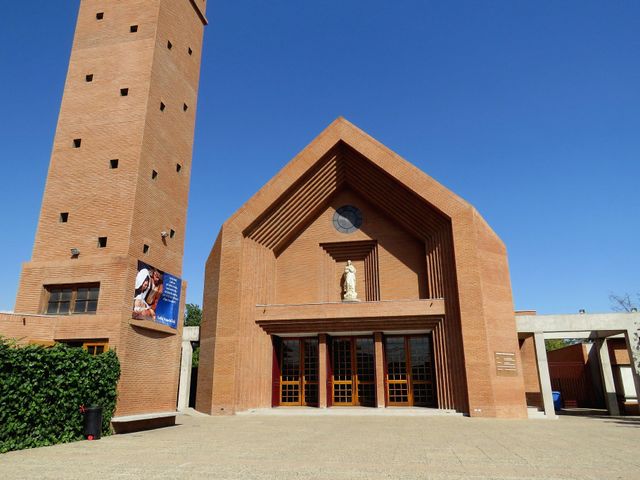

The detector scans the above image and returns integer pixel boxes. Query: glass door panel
[280,339,301,405]
[409,336,435,407]
[332,337,376,406]
[385,335,436,407]
[332,338,354,405]
[280,338,318,406]
[303,338,319,406]
[385,336,409,405]
[355,338,376,407]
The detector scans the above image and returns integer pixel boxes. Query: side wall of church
[472,213,528,418]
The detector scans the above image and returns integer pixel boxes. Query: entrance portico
[269,329,437,409]
[257,299,444,409]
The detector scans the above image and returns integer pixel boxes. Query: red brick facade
[197,118,528,418]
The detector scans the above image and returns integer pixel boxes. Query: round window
[333,205,363,233]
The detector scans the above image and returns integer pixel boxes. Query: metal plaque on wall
[495,351,517,376]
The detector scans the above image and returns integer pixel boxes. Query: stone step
[239,407,463,417]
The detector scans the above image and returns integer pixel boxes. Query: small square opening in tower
[130,25,138,33]
[59,212,69,223]
[110,159,119,169]
[188,47,193,56]
[152,170,158,180]
[170,229,175,239]
[85,74,94,83]
[143,244,150,254]
[176,163,182,173]
[96,12,104,20]
[98,237,108,248]
[73,139,82,148]
[160,102,166,112]
[167,40,173,50]
[120,88,129,97]
[183,103,189,112]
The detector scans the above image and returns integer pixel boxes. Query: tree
[192,346,200,368]
[609,292,639,312]
[609,292,640,373]
[184,303,202,326]
[545,339,570,352]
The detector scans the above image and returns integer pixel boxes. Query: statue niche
[342,260,359,302]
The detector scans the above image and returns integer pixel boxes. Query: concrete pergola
[516,312,640,418]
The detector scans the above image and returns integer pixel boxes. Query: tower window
[45,284,99,315]
[110,159,119,169]
[167,40,173,50]
[98,237,108,248]
[96,12,104,20]
[73,139,82,148]
[188,47,193,56]
[160,102,166,112]
[130,25,138,33]
[170,229,175,239]
[152,170,158,180]
[183,103,189,112]
[120,88,129,97]
[60,212,69,223]
[176,163,182,173]
[85,74,94,82]
[143,244,150,254]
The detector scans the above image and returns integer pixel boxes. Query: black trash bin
[82,405,103,440]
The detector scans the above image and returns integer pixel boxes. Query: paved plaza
[1,411,639,480]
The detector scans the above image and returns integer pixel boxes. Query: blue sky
[0,1,638,314]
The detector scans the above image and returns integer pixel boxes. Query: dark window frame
[45,284,100,315]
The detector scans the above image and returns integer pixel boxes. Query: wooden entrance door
[385,335,436,407]
[331,337,376,406]
[280,338,319,406]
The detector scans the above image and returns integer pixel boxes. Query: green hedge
[0,339,121,453]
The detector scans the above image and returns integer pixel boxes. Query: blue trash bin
[552,391,562,411]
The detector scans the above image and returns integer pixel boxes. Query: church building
[197,118,528,418]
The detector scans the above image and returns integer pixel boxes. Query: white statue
[343,260,359,301]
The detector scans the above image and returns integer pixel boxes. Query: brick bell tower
[13,0,207,417]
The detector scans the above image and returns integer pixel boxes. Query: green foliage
[545,339,566,351]
[192,345,200,368]
[184,303,202,326]
[545,339,580,352]
[0,339,120,453]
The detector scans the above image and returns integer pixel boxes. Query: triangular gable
[226,117,496,251]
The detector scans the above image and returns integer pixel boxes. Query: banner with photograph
[132,261,182,329]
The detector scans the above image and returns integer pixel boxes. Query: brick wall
[3,0,206,416]
[519,335,543,409]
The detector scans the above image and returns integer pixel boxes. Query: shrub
[0,339,121,453]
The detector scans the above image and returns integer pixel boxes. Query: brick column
[319,334,328,408]
[374,332,385,408]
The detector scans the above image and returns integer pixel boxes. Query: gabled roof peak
[225,118,501,247]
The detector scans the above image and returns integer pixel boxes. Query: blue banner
[132,261,182,329]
